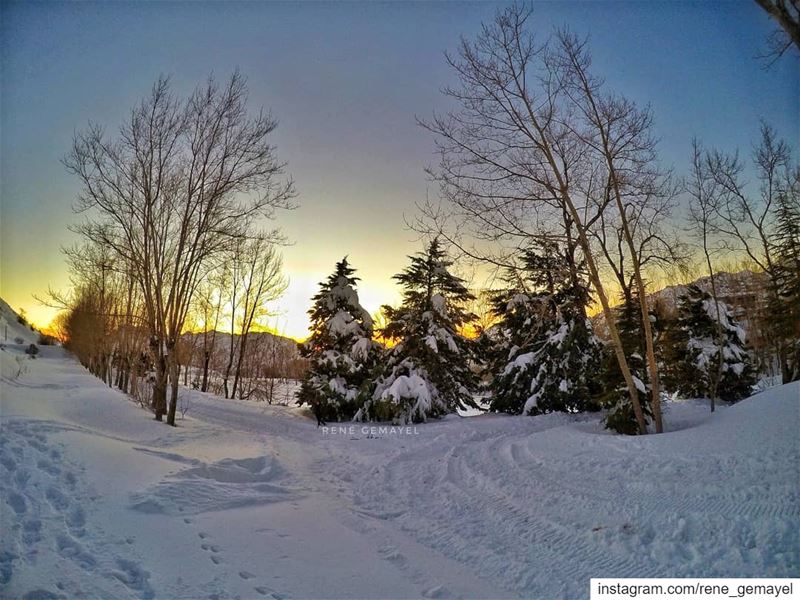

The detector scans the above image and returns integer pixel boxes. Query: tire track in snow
[352,408,798,597]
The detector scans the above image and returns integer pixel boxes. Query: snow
[378,373,434,421]
[350,337,373,360]
[0,298,39,347]
[327,375,357,400]
[1,337,798,598]
[430,293,447,315]
[324,276,373,328]
[549,321,569,346]
[522,393,540,414]
[506,293,529,310]
[327,309,360,337]
[424,335,439,353]
[503,351,535,376]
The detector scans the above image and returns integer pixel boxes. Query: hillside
[648,270,768,319]
[0,298,40,346]
[179,329,305,386]
[592,270,768,339]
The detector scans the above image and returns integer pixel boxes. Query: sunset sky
[1,1,797,340]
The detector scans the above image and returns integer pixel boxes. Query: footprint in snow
[55,534,97,570]
[15,469,31,488]
[0,454,17,471]
[36,459,60,477]
[45,486,70,511]
[422,585,451,599]
[378,545,405,565]
[20,589,61,600]
[66,505,86,537]
[110,558,155,600]
[21,519,42,545]
[7,491,27,514]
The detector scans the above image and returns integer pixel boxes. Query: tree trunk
[166,358,179,426]
[152,353,168,421]
[232,334,249,400]
[121,362,130,394]
[114,364,123,390]
[560,195,649,434]
[223,342,235,399]
[704,250,724,413]
[201,351,210,393]
[152,376,166,421]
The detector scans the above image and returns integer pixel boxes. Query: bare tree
[231,236,287,400]
[755,0,800,65]
[703,123,796,382]
[419,5,668,432]
[222,242,244,399]
[591,179,688,305]
[555,31,670,432]
[195,265,228,393]
[64,72,295,425]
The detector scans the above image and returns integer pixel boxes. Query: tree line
[53,72,295,425]
[299,5,799,434]
[297,238,769,434]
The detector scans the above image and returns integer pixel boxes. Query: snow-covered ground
[1,339,798,599]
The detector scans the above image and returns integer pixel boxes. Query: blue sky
[1,1,796,338]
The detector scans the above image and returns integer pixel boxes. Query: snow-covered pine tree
[297,258,380,423]
[356,239,478,424]
[770,190,800,381]
[662,284,756,402]
[487,247,602,415]
[601,292,658,434]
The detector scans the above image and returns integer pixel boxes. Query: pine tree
[487,247,602,415]
[297,258,380,423]
[770,189,800,381]
[662,284,757,402]
[601,293,658,434]
[356,240,478,423]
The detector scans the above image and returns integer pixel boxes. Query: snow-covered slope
[0,298,39,346]
[1,343,797,599]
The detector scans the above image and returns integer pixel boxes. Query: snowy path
[1,343,798,599]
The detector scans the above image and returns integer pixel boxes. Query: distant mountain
[648,270,768,318]
[181,329,299,356]
[179,329,305,380]
[592,270,769,340]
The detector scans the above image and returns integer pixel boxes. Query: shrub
[38,333,57,346]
